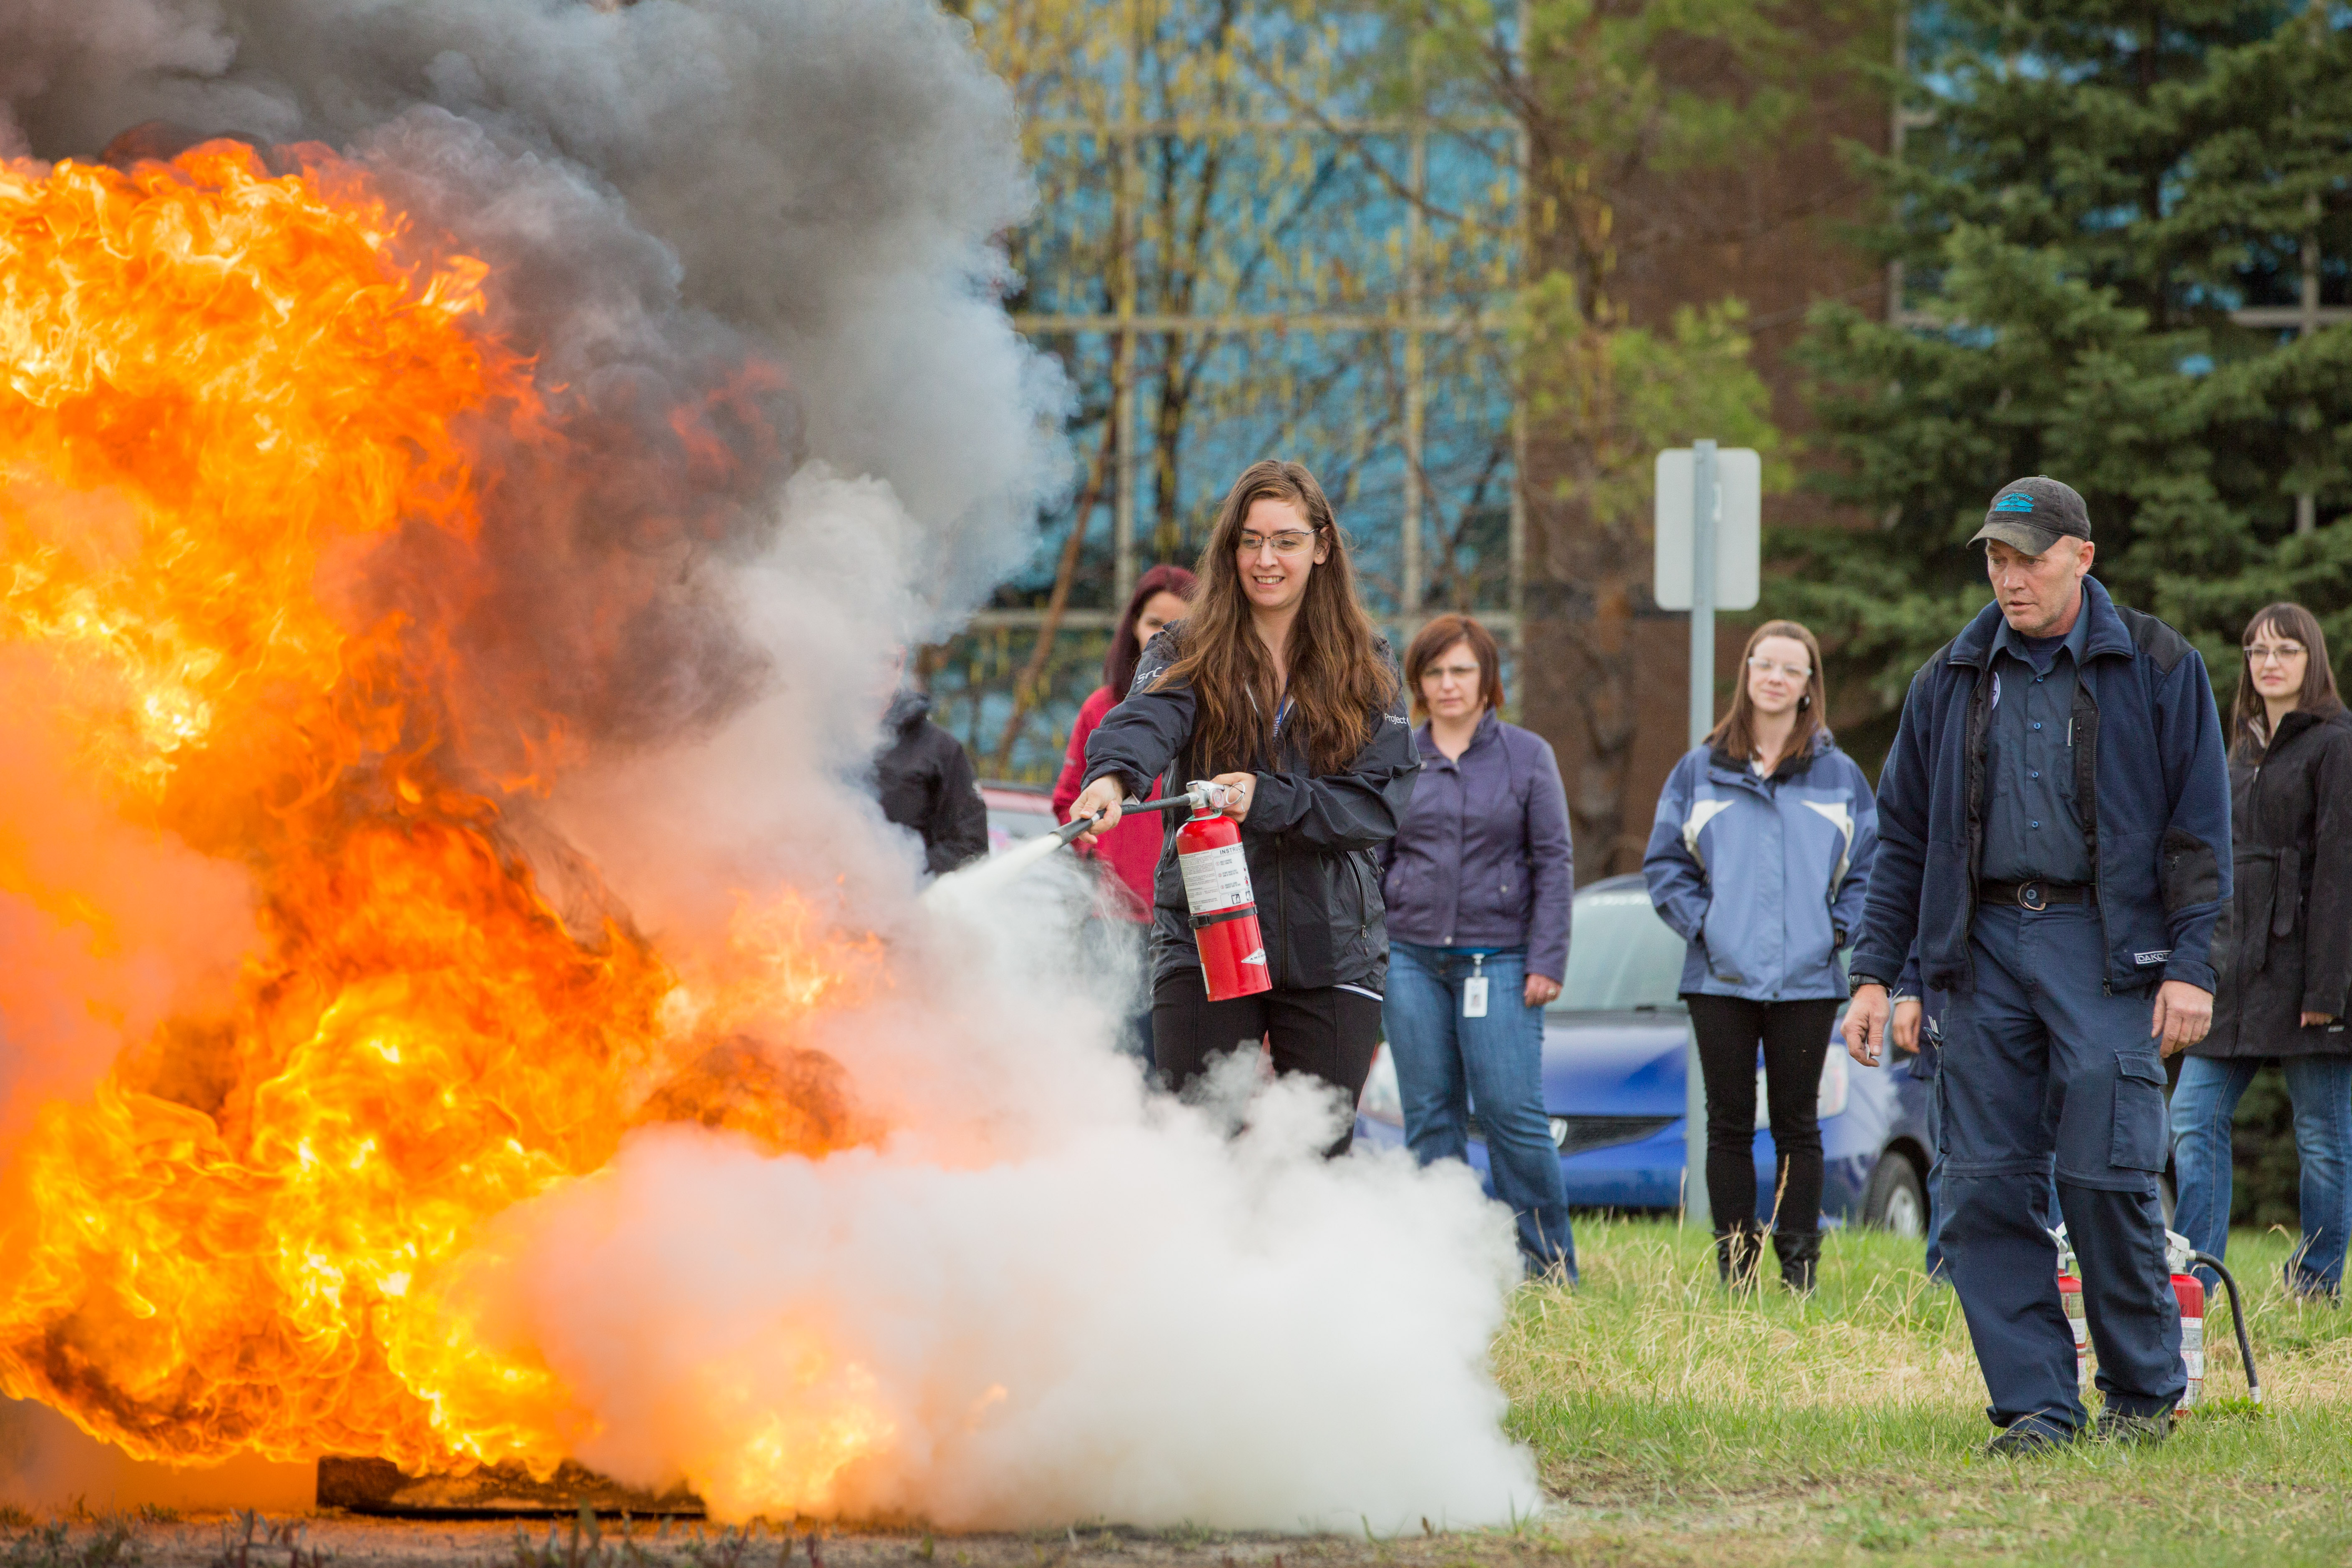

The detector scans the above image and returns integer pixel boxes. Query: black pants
[1153,971,1384,1156]
[1686,994,1840,1236]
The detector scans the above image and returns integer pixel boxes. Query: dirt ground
[5,1510,1582,1568]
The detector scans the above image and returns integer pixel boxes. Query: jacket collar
[1414,709,1500,766]
[1948,576,2133,671]
[882,688,932,734]
[2264,704,2343,751]
[1708,725,1832,784]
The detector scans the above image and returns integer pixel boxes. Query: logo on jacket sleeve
[2134,950,2172,965]
[1993,492,2037,513]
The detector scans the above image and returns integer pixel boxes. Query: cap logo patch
[1993,493,2036,513]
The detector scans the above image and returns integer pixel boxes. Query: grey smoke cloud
[1,0,1062,634]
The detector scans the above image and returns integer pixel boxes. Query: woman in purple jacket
[1378,614,1576,1279]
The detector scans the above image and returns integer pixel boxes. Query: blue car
[1356,874,1935,1232]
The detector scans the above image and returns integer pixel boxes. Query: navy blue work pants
[1939,902,2183,1430]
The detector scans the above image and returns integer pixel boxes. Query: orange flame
[0,144,883,1485]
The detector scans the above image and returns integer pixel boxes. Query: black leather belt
[1978,879,2093,911]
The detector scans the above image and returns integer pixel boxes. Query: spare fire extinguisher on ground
[1063,779,1271,1003]
[2051,1223,2262,1413]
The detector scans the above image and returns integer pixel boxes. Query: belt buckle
[2019,880,2047,911]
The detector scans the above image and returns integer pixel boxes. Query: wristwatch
[1849,972,1892,996]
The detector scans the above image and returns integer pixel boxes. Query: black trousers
[1685,994,1840,1236]
[1153,971,1384,1156]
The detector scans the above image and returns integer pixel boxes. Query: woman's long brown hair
[2231,601,2343,758]
[1154,460,1396,774]
[1705,619,1827,774]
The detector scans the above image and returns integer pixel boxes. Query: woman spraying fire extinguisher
[1069,460,1420,1153]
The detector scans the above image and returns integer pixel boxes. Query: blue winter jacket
[1642,729,1879,1001]
[1850,578,2231,998]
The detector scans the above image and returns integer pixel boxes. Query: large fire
[0,145,882,1487]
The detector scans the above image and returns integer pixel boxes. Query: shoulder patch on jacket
[1684,798,1735,861]
[2115,606,2191,675]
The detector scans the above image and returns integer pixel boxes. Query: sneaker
[2091,1410,2170,1446]
[1985,1415,2075,1456]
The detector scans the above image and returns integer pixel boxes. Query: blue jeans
[1384,942,1576,1279]
[2170,1053,2352,1298]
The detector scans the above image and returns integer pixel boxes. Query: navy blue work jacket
[1852,578,2231,997]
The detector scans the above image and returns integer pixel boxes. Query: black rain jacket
[2199,706,2352,1058]
[1080,629,1422,993]
[873,690,990,877]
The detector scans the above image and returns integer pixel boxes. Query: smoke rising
[0,0,1541,1531]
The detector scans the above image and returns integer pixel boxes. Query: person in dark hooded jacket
[1068,460,1419,1153]
[873,686,990,877]
[2174,603,2352,1301]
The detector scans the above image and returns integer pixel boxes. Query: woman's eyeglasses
[2246,642,2307,666]
[1237,529,1316,557]
[1746,656,1812,681]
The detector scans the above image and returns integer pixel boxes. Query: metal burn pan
[317,1457,706,1519]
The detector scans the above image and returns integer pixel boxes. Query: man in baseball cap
[1970,475,2093,558]
[1843,475,2231,1454]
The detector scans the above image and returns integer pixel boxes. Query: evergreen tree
[1794,0,2352,731]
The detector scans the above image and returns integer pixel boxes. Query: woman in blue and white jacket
[1643,618,1876,1292]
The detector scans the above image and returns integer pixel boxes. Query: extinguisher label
[1180,842,1254,914]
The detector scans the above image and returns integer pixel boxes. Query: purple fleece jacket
[1377,711,1575,980]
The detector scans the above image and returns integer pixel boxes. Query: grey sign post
[1653,441,1761,1234]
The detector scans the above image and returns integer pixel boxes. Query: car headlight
[1359,1045,1404,1126]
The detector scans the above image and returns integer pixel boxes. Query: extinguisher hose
[1053,792,1196,849]
[2189,1250,2262,1405]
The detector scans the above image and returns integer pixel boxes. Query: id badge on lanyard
[1463,953,1489,1019]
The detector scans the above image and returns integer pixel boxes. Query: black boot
[1774,1228,1822,1294]
[1714,1221,1765,1289]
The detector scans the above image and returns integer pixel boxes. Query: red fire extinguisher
[2051,1224,2260,1412]
[1075,780,1272,1003]
[1173,784,1272,1002]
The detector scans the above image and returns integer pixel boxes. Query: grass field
[1503,1215,2352,1566]
[6,1218,2351,1568]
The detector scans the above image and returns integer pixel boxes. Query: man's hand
[2152,980,2214,1057]
[2303,1011,2339,1028]
[1843,984,1891,1066]
[1525,973,1562,1007]
[1209,772,1257,822]
[1068,775,1126,845]
[1892,998,1922,1055]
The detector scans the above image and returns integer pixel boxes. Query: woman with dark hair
[2174,602,2352,1301]
[1068,460,1419,1148]
[1052,563,1199,919]
[1379,613,1578,1278]
[1643,618,1876,1292]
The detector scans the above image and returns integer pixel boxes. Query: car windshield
[1551,887,1685,1011]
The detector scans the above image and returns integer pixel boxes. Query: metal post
[1684,438,1719,1231]
[1111,4,1139,611]
[1400,103,1426,631]
[1689,439,1719,747]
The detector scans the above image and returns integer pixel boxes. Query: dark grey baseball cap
[1970,476,2091,555]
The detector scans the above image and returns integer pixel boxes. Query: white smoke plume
[0,0,1541,1530]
